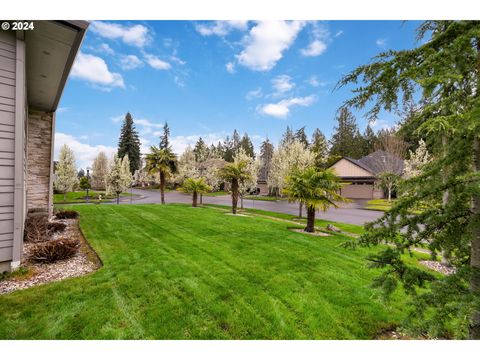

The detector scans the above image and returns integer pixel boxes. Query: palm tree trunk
[299,202,303,218]
[470,132,480,339]
[305,206,315,233]
[160,171,166,204]
[200,193,203,205]
[192,191,198,207]
[388,186,392,202]
[240,195,244,209]
[231,179,239,214]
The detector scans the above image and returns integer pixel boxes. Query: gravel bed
[420,260,456,276]
[0,218,100,295]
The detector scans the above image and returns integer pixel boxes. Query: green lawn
[53,191,130,204]
[203,191,230,197]
[364,199,395,211]
[0,204,415,339]
[244,195,283,202]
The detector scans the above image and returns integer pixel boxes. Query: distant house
[328,150,404,199]
[0,21,88,272]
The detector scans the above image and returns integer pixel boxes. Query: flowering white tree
[175,145,199,184]
[268,140,315,196]
[91,151,109,190]
[233,148,261,208]
[268,140,314,217]
[54,144,78,201]
[404,139,431,178]
[107,154,132,204]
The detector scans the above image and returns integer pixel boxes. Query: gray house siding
[0,30,17,268]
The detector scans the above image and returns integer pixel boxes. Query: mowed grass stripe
[0,204,405,339]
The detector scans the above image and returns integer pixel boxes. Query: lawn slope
[0,204,407,339]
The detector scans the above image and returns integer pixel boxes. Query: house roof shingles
[342,150,404,177]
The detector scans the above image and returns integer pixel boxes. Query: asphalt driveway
[124,189,383,226]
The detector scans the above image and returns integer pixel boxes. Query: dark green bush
[30,238,79,263]
[54,210,79,219]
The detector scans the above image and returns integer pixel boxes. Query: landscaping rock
[420,260,456,276]
[326,224,342,233]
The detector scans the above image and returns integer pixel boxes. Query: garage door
[341,184,373,199]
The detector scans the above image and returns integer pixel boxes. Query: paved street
[122,189,383,226]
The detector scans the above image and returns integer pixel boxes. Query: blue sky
[55,20,421,169]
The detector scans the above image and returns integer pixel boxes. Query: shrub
[24,213,49,243]
[30,238,79,263]
[46,221,67,233]
[55,209,79,219]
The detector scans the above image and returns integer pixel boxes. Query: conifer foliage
[117,112,141,174]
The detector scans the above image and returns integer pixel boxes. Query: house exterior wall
[0,31,26,271]
[330,158,373,178]
[0,30,16,270]
[26,110,54,214]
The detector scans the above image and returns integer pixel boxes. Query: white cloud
[98,43,115,55]
[144,53,171,70]
[236,21,306,71]
[195,21,248,36]
[225,62,236,74]
[258,95,316,119]
[370,119,392,131]
[174,76,185,88]
[301,22,330,57]
[54,133,117,169]
[90,21,151,48]
[271,75,295,95]
[335,30,344,37]
[376,38,387,48]
[246,87,263,100]
[136,118,164,128]
[300,40,327,57]
[57,107,70,113]
[307,75,327,87]
[119,54,143,70]
[169,133,227,155]
[71,52,125,89]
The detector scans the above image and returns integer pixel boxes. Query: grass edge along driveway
[0,204,424,339]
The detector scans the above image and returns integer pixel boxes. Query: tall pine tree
[329,108,363,158]
[259,139,274,182]
[310,128,328,168]
[280,126,295,147]
[159,122,170,149]
[239,133,255,158]
[117,112,141,174]
[294,126,309,148]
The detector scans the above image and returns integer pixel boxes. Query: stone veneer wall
[26,110,53,211]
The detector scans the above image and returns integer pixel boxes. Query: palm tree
[284,167,348,233]
[218,161,252,214]
[178,177,211,207]
[144,146,177,204]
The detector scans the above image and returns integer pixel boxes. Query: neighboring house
[328,150,404,199]
[0,21,88,272]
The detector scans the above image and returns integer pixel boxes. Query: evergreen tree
[294,126,309,148]
[117,112,141,174]
[239,133,255,158]
[310,128,328,168]
[259,139,274,182]
[193,137,208,162]
[337,20,480,339]
[77,168,85,179]
[362,125,377,156]
[223,136,234,162]
[280,126,295,147]
[329,108,363,158]
[232,129,241,153]
[159,122,170,150]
